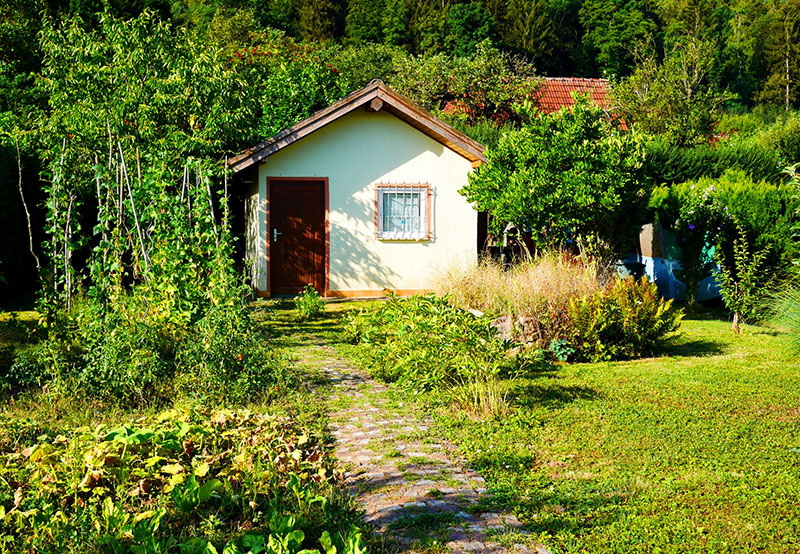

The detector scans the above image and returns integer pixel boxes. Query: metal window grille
[377,185,429,240]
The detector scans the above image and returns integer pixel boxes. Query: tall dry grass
[434,252,608,345]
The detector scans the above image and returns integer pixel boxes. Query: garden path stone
[292,341,552,554]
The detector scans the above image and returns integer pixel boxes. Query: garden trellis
[42,136,235,325]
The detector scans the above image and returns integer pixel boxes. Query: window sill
[376,234,432,242]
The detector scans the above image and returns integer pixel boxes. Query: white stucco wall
[250,109,478,294]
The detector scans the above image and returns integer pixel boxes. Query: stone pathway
[295,342,551,554]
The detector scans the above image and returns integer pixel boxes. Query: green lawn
[429,316,800,553]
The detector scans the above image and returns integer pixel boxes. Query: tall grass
[435,253,681,360]
[769,285,800,354]
[435,252,607,317]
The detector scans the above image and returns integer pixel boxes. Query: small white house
[229,80,486,297]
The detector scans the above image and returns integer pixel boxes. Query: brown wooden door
[269,181,326,295]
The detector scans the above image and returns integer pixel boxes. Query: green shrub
[569,277,683,362]
[78,315,174,404]
[648,170,800,273]
[644,139,783,186]
[750,111,800,166]
[294,285,324,321]
[0,407,365,553]
[673,183,734,305]
[10,299,175,405]
[10,297,287,406]
[175,304,288,404]
[717,107,787,138]
[346,294,522,392]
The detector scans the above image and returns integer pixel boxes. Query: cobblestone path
[294,341,551,554]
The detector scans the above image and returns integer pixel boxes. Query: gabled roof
[534,77,614,114]
[229,80,486,172]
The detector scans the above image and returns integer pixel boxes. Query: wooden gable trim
[228,81,486,172]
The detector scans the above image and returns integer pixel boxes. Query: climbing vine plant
[34,11,344,322]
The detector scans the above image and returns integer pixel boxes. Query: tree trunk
[732,311,741,334]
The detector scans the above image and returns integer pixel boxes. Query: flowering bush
[674,184,734,304]
[294,285,324,321]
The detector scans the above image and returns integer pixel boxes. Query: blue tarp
[621,253,721,301]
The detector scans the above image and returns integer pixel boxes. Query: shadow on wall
[330,192,412,290]
[331,192,402,291]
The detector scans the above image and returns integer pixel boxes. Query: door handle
[273,228,282,242]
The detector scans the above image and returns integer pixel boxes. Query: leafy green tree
[297,0,345,41]
[404,0,451,53]
[345,0,386,43]
[716,224,770,333]
[460,96,648,259]
[579,0,659,77]
[444,3,498,57]
[539,0,593,76]
[206,7,261,55]
[382,0,412,47]
[249,0,300,36]
[710,1,770,106]
[391,41,539,121]
[502,0,552,62]
[615,39,735,145]
[757,0,800,110]
[323,42,405,90]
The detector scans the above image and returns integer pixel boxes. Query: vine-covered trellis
[25,10,344,324]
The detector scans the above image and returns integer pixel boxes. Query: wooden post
[119,143,150,275]
[15,137,40,271]
[64,195,74,311]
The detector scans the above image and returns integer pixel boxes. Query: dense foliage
[648,170,800,280]
[344,294,520,393]
[614,39,735,147]
[568,277,683,361]
[8,300,288,406]
[6,0,799,105]
[0,407,365,553]
[643,139,784,186]
[461,97,647,259]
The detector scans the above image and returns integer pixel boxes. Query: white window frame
[375,183,432,241]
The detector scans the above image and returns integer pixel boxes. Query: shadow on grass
[511,382,600,410]
[652,337,727,358]
[259,303,355,348]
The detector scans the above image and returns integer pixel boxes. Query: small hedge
[644,139,783,186]
[0,408,365,553]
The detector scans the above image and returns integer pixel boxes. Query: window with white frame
[375,184,432,240]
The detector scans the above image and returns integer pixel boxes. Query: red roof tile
[534,77,614,113]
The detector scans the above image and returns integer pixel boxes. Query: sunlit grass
[432,316,800,553]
